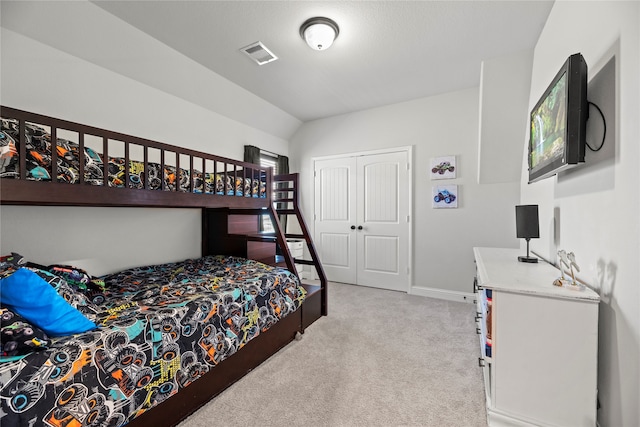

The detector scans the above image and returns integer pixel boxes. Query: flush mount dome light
[300,17,339,51]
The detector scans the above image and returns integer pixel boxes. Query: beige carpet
[179,282,488,427]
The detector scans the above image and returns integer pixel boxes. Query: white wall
[478,49,533,184]
[0,29,291,161]
[0,206,201,276]
[290,88,521,298]
[520,2,639,425]
[0,0,300,141]
[0,23,295,275]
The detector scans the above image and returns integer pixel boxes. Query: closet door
[356,151,409,292]
[314,156,358,284]
[314,150,410,292]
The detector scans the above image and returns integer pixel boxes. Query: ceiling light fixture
[300,17,339,51]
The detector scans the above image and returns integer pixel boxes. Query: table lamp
[516,205,539,263]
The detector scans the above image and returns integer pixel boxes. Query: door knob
[357,226,363,230]
[350,225,356,230]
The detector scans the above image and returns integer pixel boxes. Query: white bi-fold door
[314,149,411,292]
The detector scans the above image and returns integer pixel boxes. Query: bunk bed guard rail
[0,106,272,209]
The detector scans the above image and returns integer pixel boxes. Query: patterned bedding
[0,256,305,427]
[0,118,266,197]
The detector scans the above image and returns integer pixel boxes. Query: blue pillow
[0,268,97,337]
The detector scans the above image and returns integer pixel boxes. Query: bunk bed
[0,106,315,427]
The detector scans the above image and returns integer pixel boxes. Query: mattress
[0,255,305,427]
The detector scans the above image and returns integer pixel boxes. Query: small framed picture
[432,184,458,208]
[430,155,456,180]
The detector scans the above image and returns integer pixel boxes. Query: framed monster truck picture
[432,184,458,208]
[430,155,456,180]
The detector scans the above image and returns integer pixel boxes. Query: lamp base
[518,255,538,263]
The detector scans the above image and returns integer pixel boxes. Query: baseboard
[410,286,476,303]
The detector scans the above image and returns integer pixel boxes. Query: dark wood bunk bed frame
[0,106,327,426]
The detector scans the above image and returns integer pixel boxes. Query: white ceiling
[90,1,553,123]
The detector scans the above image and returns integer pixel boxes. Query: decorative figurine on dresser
[554,249,584,290]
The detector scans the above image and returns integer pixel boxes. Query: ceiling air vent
[241,41,278,65]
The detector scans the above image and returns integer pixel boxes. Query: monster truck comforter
[0,255,305,427]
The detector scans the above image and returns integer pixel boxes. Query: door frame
[311,146,413,292]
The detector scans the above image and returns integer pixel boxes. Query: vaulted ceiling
[93,1,553,122]
[2,1,553,124]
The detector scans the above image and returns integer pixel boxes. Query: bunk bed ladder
[273,173,328,327]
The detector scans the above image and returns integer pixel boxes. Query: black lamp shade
[516,205,540,239]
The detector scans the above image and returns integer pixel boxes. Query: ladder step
[285,233,306,240]
[273,198,295,203]
[293,259,315,265]
[273,187,295,192]
[275,209,297,215]
[274,173,298,181]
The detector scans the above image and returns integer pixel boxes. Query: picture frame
[432,184,458,208]
[430,155,456,180]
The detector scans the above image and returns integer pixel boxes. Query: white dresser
[473,247,599,427]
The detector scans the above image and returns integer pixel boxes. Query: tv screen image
[530,71,567,172]
[528,53,587,183]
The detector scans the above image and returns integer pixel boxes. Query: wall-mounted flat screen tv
[528,53,588,183]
